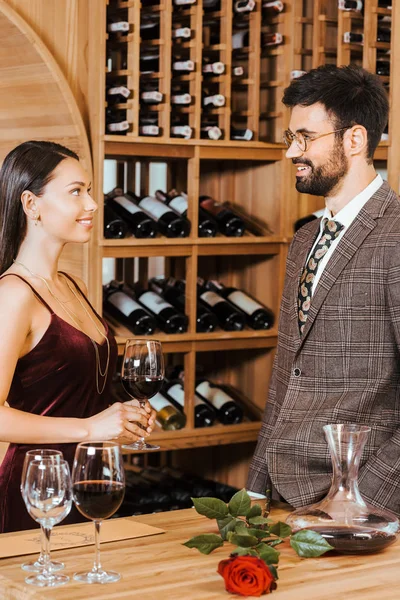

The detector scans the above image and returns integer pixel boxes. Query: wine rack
[84,0,400,487]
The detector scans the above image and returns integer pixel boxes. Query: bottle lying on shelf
[155,189,218,237]
[135,284,189,334]
[140,53,160,74]
[172,60,195,73]
[140,19,160,41]
[344,28,390,44]
[205,280,275,330]
[200,124,223,140]
[174,0,196,5]
[103,204,129,239]
[107,20,130,34]
[195,379,244,424]
[105,189,158,238]
[103,281,157,335]
[139,120,161,137]
[261,32,284,47]
[203,0,221,10]
[106,86,131,106]
[203,93,226,108]
[163,379,217,427]
[338,0,363,11]
[202,61,225,75]
[234,0,255,13]
[262,0,284,15]
[171,92,192,105]
[127,191,191,237]
[232,30,283,49]
[199,195,246,237]
[230,127,253,141]
[149,276,219,332]
[172,26,192,39]
[106,109,130,134]
[376,60,390,76]
[232,65,245,77]
[140,90,164,104]
[197,277,246,331]
[150,390,187,430]
[171,124,193,139]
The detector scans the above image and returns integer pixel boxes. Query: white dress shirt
[305,174,383,296]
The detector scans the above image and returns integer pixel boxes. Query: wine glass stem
[42,526,52,579]
[37,524,47,565]
[93,520,102,573]
[138,400,147,443]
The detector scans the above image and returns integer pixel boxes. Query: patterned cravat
[298,218,344,335]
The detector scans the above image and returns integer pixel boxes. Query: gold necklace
[13,260,110,395]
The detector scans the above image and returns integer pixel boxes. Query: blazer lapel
[296,182,394,350]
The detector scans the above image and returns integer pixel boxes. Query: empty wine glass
[121,338,164,450]
[72,441,125,584]
[20,449,64,573]
[23,459,72,587]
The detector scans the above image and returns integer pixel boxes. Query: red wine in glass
[121,376,163,400]
[73,480,125,520]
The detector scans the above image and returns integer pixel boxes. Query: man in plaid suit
[247,64,400,515]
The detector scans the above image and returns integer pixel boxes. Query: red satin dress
[0,273,118,533]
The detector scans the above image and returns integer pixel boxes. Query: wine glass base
[122,442,160,451]
[73,569,121,584]
[21,558,64,573]
[25,573,69,588]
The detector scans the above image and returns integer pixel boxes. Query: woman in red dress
[0,141,155,532]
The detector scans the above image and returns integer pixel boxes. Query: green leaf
[228,489,251,517]
[232,547,259,557]
[245,528,272,540]
[227,532,259,547]
[183,534,224,555]
[217,516,239,541]
[267,564,279,580]
[234,521,268,540]
[267,538,283,547]
[269,521,292,538]
[246,504,262,520]
[290,530,334,558]
[256,543,280,564]
[248,515,271,526]
[234,520,248,533]
[192,497,228,520]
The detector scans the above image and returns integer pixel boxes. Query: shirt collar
[321,174,383,230]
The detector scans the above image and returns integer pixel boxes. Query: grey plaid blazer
[247,181,400,515]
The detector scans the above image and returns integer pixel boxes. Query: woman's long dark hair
[0,140,79,274]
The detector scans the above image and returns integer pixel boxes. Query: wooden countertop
[0,507,399,599]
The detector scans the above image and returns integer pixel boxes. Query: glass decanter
[286,424,399,554]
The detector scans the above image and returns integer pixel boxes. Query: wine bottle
[232,30,249,50]
[195,379,244,424]
[140,53,160,74]
[105,191,158,238]
[376,60,390,76]
[103,282,157,335]
[343,32,363,44]
[203,0,221,9]
[232,65,245,77]
[338,0,363,11]
[203,93,226,108]
[163,380,217,427]
[202,61,225,75]
[107,20,130,33]
[197,278,245,331]
[262,0,284,14]
[199,195,246,237]
[172,26,192,39]
[107,86,131,106]
[105,109,130,134]
[150,276,219,332]
[230,127,253,141]
[174,0,196,5]
[171,93,192,105]
[234,0,255,13]
[200,125,223,140]
[133,192,191,237]
[155,189,218,238]
[172,60,195,73]
[140,91,164,104]
[140,20,160,40]
[150,391,187,430]
[171,125,193,139]
[261,32,283,47]
[205,280,275,330]
[137,288,189,333]
[139,123,161,136]
[103,204,128,239]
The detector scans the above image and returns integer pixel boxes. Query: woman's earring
[34,214,40,226]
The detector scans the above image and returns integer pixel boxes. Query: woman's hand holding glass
[85,400,155,445]
[22,459,72,588]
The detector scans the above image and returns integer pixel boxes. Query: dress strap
[0,273,54,314]
[58,272,103,321]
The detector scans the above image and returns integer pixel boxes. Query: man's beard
[294,140,349,196]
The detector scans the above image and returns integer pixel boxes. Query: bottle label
[166,383,184,405]
[169,195,188,215]
[139,291,172,314]
[141,91,163,102]
[150,393,173,412]
[231,128,253,141]
[139,125,160,136]
[113,195,142,215]
[173,60,195,71]
[200,290,225,307]
[171,94,192,104]
[171,125,192,139]
[107,121,130,132]
[172,27,191,38]
[233,66,244,76]
[227,290,263,315]
[196,381,232,409]
[234,0,255,12]
[108,291,143,315]
[232,30,248,49]
[108,21,130,32]
[174,0,196,4]
[203,62,225,74]
[200,197,224,216]
[204,94,225,107]
[108,86,130,98]
[139,196,171,219]
[202,126,222,140]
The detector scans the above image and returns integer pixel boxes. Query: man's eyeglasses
[283,127,352,153]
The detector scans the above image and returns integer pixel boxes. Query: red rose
[217,555,277,597]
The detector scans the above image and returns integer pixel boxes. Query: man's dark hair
[282,64,389,162]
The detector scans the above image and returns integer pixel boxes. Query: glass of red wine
[121,338,164,451]
[71,441,125,584]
